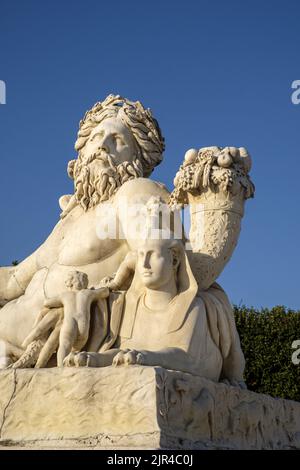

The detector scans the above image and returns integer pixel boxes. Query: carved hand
[63,351,99,367]
[98,275,119,290]
[113,349,144,366]
[63,349,120,368]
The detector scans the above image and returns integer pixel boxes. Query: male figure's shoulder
[114,177,170,202]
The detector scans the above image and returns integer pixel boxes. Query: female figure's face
[137,241,175,290]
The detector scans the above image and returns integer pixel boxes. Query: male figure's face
[137,241,176,290]
[83,117,137,166]
[73,116,143,209]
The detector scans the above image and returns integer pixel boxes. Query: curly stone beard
[73,151,143,211]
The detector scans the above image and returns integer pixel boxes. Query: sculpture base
[0,367,299,450]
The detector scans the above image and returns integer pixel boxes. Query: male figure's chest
[58,208,122,266]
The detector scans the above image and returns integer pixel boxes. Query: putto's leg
[57,319,77,367]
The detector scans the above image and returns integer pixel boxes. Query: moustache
[82,150,117,170]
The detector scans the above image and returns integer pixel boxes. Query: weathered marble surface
[0,366,299,450]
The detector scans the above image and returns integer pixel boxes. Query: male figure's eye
[91,131,104,142]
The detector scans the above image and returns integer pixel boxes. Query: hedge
[234,305,300,401]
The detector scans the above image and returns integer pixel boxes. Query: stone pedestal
[0,366,299,449]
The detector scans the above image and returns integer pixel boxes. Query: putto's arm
[93,287,110,301]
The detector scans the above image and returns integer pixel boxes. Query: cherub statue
[22,271,109,367]
[64,237,246,388]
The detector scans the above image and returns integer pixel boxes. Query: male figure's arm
[0,201,77,302]
[44,296,64,309]
[0,251,39,301]
[108,252,136,290]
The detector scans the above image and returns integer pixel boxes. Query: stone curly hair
[65,271,88,290]
[74,94,165,177]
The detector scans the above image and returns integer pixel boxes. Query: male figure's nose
[97,135,112,154]
[98,145,109,154]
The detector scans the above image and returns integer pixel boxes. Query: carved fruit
[184,148,198,165]
[239,147,252,173]
[174,171,181,187]
[228,147,240,161]
[217,152,233,168]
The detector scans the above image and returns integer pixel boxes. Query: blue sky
[0,0,299,309]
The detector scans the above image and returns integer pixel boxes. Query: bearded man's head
[67,95,165,210]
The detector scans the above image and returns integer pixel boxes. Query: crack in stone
[0,431,161,449]
[0,370,17,439]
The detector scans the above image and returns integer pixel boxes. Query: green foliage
[234,305,300,401]
[11,260,19,266]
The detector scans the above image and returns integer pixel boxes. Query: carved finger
[63,351,76,367]
[22,310,61,348]
[99,276,113,287]
[124,350,138,365]
[73,352,90,367]
[107,281,119,291]
[35,320,62,368]
[113,349,132,366]
[124,350,144,365]
[124,352,133,365]
[113,351,125,366]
